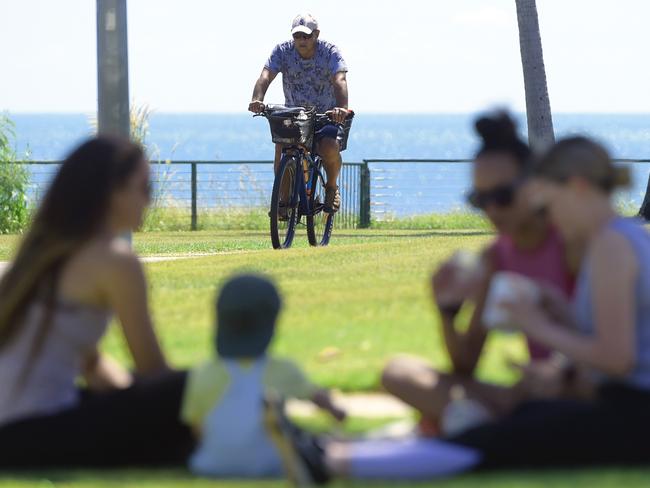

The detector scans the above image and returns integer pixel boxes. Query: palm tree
[639,180,650,220]
[515,0,555,151]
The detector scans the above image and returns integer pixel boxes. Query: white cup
[483,271,540,331]
[436,251,481,307]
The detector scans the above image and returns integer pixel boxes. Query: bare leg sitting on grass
[377,111,580,435]
[381,355,521,431]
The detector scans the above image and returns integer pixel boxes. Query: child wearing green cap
[180,273,345,481]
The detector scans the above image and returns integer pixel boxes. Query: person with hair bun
[382,111,582,436]
[447,136,650,468]
[320,133,650,482]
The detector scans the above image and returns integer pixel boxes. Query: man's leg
[316,137,342,213]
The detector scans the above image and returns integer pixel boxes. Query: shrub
[0,114,29,234]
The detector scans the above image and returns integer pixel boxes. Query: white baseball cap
[291,13,318,35]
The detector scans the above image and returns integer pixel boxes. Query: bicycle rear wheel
[306,164,334,247]
[270,155,299,249]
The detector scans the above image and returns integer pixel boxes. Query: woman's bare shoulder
[71,237,142,278]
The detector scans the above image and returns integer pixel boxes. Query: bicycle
[254,104,354,249]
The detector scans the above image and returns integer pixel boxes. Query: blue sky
[1,0,649,113]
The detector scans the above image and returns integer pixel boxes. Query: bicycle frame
[281,146,325,221]
[254,105,348,248]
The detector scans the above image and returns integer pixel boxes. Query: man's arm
[249,68,278,113]
[330,71,349,123]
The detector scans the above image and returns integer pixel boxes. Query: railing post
[191,162,197,231]
[359,160,371,228]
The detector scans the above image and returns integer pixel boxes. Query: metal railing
[362,158,650,222]
[363,159,473,221]
[14,157,650,230]
[21,160,364,230]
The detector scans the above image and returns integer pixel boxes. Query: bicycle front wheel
[270,155,299,249]
[306,167,334,247]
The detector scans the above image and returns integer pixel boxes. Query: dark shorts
[449,382,650,469]
[314,120,345,146]
[0,370,194,468]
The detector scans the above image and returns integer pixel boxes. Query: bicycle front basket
[338,113,355,152]
[266,107,316,147]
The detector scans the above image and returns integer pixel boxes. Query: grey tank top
[574,217,650,389]
[0,300,110,426]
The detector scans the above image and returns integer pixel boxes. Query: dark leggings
[0,370,194,468]
[450,383,650,469]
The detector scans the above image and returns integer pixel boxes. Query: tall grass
[139,207,490,232]
[372,211,490,230]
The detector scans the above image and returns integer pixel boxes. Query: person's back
[0,136,192,468]
[574,217,650,388]
[0,236,149,425]
[188,358,283,477]
[0,299,109,426]
[185,356,318,478]
[182,274,345,480]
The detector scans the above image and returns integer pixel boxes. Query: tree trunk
[639,177,650,220]
[515,0,555,151]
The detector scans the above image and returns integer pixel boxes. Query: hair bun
[475,111,519,149]
[612,166,631,189]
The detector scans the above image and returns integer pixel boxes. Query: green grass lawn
[4,468,650,488]
[97,229,523,391]
[1,228,649,486]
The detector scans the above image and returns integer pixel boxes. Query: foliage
[0,114,29,234]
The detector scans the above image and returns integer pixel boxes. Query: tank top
[492,226,574,360]
[0,300,110,426]
[574,217,650,389]
[189,358,285,477]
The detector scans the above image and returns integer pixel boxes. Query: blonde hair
[533,136,630,193]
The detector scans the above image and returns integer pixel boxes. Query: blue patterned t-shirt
[265,40,348,113]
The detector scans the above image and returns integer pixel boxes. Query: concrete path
[0,253,222,274]
[289,392,412,419]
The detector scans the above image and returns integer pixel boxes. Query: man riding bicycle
[248,13,350,214]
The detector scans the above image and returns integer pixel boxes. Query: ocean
[8,113,650,217]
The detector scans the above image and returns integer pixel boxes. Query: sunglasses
[292,33,314,40]
[466,184,518,210]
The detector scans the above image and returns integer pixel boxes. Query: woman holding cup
[450,136,650,468]
[382,112,579,435]
[325,137,650,480]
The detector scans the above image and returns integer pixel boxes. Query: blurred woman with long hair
[382,112,579,436]
[0,136,192,467]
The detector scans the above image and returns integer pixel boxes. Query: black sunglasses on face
[293,33,313,40]
[466,184,518,210]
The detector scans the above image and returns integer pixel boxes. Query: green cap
[216,274,281,358]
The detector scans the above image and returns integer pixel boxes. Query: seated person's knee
[381,357,414,392]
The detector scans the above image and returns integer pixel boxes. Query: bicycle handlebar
[252,104,354,121]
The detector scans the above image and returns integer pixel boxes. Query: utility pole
[97,0,131,243]
[97,0,130,138]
